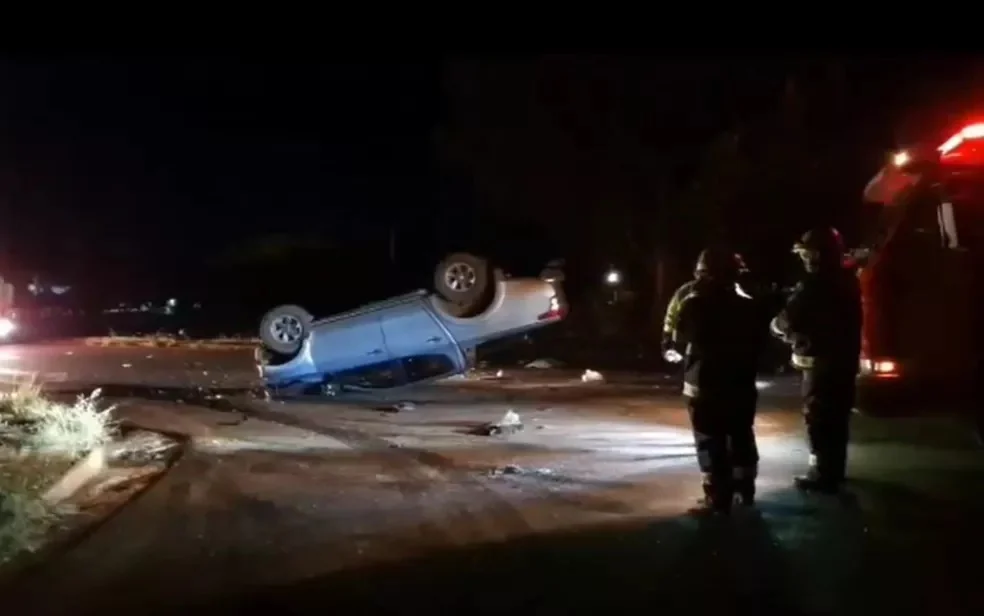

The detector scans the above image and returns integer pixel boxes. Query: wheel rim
[270,315,304,344]
[444,262,477,293]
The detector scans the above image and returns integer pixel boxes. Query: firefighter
[663,247,763,513]
[771,227,862,493]
[662,251,752,346]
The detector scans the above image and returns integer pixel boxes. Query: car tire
[434,253,493,318]
[259,304,313,355]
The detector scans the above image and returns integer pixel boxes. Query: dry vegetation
[0,382,115,562]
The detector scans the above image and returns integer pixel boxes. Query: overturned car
[255,253,567,393]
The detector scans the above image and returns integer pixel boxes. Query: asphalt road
[2,341,984,615]
[0,340,258,391]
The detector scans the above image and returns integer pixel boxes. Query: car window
[332,359,403,389]
[401,353,457,383]
[945,177,984,250]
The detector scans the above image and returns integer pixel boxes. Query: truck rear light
[860,357,900,378]
[873,360,897,374]
[537,295,566,321]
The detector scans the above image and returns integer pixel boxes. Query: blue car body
[258,278,566,393]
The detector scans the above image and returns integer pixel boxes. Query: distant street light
[604,268,622,303]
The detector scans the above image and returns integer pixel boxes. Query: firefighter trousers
[802,366,855,483]
[687,390,759,497]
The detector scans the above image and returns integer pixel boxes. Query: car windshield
[859,161,924,255]
[941,173,984,250]
[858,192,916,256]
[860,165,984,254]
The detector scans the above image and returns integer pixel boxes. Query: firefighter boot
[794,455,842,494]
[692,477,732,515]
[732,466,757,506]
[794,475,841,494]
[735,478,755,506]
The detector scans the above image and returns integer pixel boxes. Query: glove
[769,316,791,343]
[663,348,683,363]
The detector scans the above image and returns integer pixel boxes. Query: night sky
[1,54,982,303]
[0,58,442,291]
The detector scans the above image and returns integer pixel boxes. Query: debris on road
[472,409,524,436]
[84,335,259,351]
[525,358,561,369]
[485,464,521,477]
[581,369,605,383]
[378,402,416,413]
[496,369,505,378]
[485,464,556,478]
[109,430,179,465]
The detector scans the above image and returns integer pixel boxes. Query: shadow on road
[111,479,978,616]
[179,507,805,615]
[4,458,984,615]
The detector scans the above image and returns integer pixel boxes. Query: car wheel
[434,253,493,318]
[259,304,313,355]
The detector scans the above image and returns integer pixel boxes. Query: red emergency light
[939,123,984,165]
[865,123,984,205]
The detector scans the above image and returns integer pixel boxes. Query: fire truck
[858,122,984,414]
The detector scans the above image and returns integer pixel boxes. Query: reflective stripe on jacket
[663,280,698,336]
[791,353,814,369]
[769,316,789,341]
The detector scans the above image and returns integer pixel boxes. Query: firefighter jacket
[671,279,763,398]
[770,266,862,370]
[662,279,698,348]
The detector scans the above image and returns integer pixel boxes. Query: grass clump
[0,492,60,563]
[0,380,116,563]
[0,383,116,457]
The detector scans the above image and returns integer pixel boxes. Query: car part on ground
[259,304,313,355]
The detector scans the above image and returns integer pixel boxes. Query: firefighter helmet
[694,247,743,281]
[793,227,845,271]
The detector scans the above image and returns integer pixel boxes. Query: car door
[380,301,463,383]
[310,313,388,375]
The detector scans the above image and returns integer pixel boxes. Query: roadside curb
[0,429,189,587]
[41,446,108,506]
[83,337,258,350]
